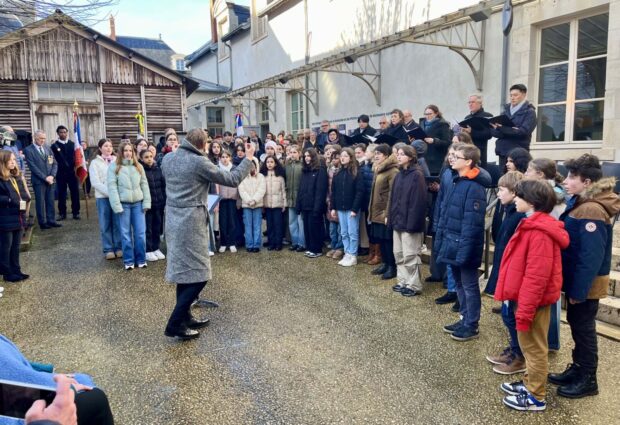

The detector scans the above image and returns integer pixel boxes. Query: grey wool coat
[161,139,252,284]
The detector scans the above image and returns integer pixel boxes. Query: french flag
[235,113,244,136]
[73,111,88,184]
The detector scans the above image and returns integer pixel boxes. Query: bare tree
[0,0,118,30]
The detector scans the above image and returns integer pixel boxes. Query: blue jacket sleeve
[570,219,608,302]
[24,147,48,182]
[455,184,486,266]
[352,174,364,213]
[499,108,537,139]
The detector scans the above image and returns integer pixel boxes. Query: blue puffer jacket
[561,178,620,302]
[435,167,490,268]
[359,160,374,213]
[491,101,537,157]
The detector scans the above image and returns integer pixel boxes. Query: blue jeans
[118,202,146,266]
[329,221,343,250]
[452,266,481,330]
[446,265,456,292]
[337,210,360,255]
[243,208,262,249]
[502,301,522,357]
[96,198,122,254]
[502,300,561,355]
[288,208,305,247]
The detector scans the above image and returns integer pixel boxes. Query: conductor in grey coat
[161,128,256,340]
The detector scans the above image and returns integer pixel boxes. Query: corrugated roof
[116,35,174,52]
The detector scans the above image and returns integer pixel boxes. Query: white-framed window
[536,12,608,144]
[217,17,230,61]
[175,59,186,71]
[251,0,268,43]
[37,82,98,101]
[289,91,304,135]
[206,107,225,136]
[258,97,269,123]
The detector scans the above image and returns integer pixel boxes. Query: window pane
[574,101,604,141]
[537,105,566,142]
[538,64,568,103]
[576,58,606,100]
[578,14,608,59]
[540,24,570,65]
[291,93,298,111]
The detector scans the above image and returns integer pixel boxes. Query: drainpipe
[303,0,309,131]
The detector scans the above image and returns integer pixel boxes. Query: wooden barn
[0,10,197,145]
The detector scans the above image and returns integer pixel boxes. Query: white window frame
[289,91,304,135]
[218,17,230,61]
[257,97,269,123]
[206,107,225,127]
[36,82,98,102]
[534,10,608,148]
[251,0,268,44]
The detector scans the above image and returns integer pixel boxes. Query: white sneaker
[341,255,357,267]
[209,251,215,257]
[124,264,134,271]
[154,249,166,260]
[145,252,158,262]
[218,246,226,253]
[421,244,429,254]
[229,246,237,253]
[338,253,350,266]
[138,263,147,268]
[0,287,4,298]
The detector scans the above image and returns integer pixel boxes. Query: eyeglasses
[379,121,387,124]
[448,153,466,160]
[424,112,434,116]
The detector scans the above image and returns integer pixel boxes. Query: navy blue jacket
[24,143,57,185]
[485,202,526,294]
[51,140,76,176]
[141,161,166,210]
[0,177,30,232]
[491,101,537,157]
[434,167,490,268]
[296,165,328,214]
[330,168,364,212]
[359,161,374,213]
[560,178,620,301]
[388,165,427,233]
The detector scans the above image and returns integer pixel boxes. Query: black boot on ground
[371,263,388,275]
[548,363,581,386]
[435,291,457,305]
[381,266,396,280]
[557,370,599,399]
[451,300,460,312]
[164,326,200,340]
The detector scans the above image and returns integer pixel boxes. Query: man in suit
[461,94,493,168]
[403,110,418,131]
[24,130,61,230]
[52,125,80,220]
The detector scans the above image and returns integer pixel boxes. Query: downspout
[303,0,309,131]
[226,41,233,89]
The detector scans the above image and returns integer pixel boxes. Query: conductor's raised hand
[245,141,256,161]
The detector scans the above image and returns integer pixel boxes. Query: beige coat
[263,172,286,208]
[238,173,266,208]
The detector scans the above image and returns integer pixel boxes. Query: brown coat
[368,155,399,224]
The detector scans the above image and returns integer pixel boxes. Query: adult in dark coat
[24,130,60,229]
[420,105,451,176]
[316,120,330,152]
[351,114,377,138]
[139,149,166,257]
[161,129,255,340]
[51,125,80,220]
[491,84,537,170]
[296,148,328,257]
[0,150,31,282]
[461,94,493,168]
[384,109,409,144]
[402,110,419,131]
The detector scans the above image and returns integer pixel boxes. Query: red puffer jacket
[495,212,569,331]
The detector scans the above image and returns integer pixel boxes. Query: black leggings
[76,388,115,425]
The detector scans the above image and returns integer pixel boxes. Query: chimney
[109,16,116,41]
[159,33,162,40]
[210,0,218,43]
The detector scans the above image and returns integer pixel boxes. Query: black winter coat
[388,165,427,233]
[491,101,537,156]
[330,168,364,212]
[296,165,328,214]
[141,162,166,210]
[359,161,374,213]
[51,140,76,176]
[485,202,525,294]
[352,126,377,138]
[420,118,451,175]
[463,108,493,155]
[384,124,409,144]
[0,177,30,232]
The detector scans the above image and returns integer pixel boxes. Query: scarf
[423,118,438,132]
[510,100,526,116]
[219,161,233,172]
[102,154,115,165]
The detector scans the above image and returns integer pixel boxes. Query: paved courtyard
[1,211,619,424]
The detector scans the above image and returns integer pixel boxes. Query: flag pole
[74,100,89,219]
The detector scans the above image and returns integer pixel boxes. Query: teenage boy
[434,143,490,341]
[549,154,620,398]
[495,180,569,411]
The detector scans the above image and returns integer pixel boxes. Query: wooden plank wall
[144,86,183,135]
[0,80,32,132]
[102,84,142,143]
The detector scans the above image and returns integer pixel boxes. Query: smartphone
[0,379,56,420]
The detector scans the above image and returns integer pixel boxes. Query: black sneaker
[451,300,460,312]
[443,320,463,334]
[435,291,457,305]
[392,284,405,292]
[451,326,479,342]
[296,246,307,253]
[424,276,442,283]
[401,288,421,297]
[306,252,322,258]
[289,245,299,251]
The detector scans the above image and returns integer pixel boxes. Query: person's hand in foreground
[25,374,77,425]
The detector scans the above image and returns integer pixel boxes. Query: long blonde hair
[115,141,143,175]
[0,150,20,180]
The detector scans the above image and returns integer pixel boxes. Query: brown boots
[366,243,382,265]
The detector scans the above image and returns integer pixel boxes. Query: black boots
[548,363,581,386]
[371,263,388,275]
[435,291,457,305]
[549,363,599,399]
[381,266,396,280]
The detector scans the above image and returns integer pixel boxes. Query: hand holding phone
[25,375,77,425]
